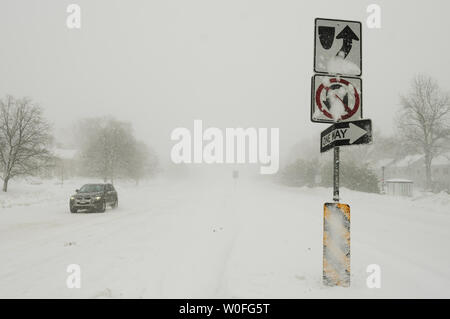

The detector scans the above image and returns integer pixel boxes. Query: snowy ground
[0,175,449,298]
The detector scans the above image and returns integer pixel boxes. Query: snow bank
[411,191,450,211]
[0,178,97,210]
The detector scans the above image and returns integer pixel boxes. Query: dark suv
[69,183,118,213]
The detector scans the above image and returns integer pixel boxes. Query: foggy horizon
[2,0,450,169]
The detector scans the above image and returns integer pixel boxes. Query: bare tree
[78,118,131,183]
[397,75,450,189]
[0,96,53,192]
[78,117,158,183]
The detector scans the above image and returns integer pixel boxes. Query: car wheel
[112,198,118,209]
[70,206,77,214]
[98,200,106,213]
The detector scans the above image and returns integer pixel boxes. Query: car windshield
[79,184,104,193]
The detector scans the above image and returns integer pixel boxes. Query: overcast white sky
[1,0,450,166]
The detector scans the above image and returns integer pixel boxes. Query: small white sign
[314,18,362,76]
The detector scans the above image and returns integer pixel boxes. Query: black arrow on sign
[336,25,359,58]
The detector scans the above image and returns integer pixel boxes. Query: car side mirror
[75,189,79,193]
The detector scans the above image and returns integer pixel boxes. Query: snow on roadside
[0,177,449,298]
[225,182,450,298]
[0,179,85,210]
[410,191,450,211]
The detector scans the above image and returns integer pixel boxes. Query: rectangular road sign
[323,202,350,287]
[314,18,362,76]
[311,74,362,124]
[320,119,372,153]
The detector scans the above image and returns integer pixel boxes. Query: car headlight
[70,196,75,200]
[95,196,102,201]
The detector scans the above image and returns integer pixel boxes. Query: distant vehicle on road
[69,183,118,213]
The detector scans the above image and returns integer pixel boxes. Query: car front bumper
[70,198,103,210]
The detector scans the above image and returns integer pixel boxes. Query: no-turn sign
[311,74,362,123]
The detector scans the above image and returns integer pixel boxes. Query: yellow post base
[323,202,351,287]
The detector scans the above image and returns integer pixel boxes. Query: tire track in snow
[159,178,239,298]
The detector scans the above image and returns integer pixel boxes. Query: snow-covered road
[0,177,449,298]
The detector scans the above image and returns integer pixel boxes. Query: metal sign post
[333,146,340,202]
[310,17,371,288]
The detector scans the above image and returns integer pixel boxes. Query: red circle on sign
[315,78,360,120]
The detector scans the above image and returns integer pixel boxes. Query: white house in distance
[376,152,450,193]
